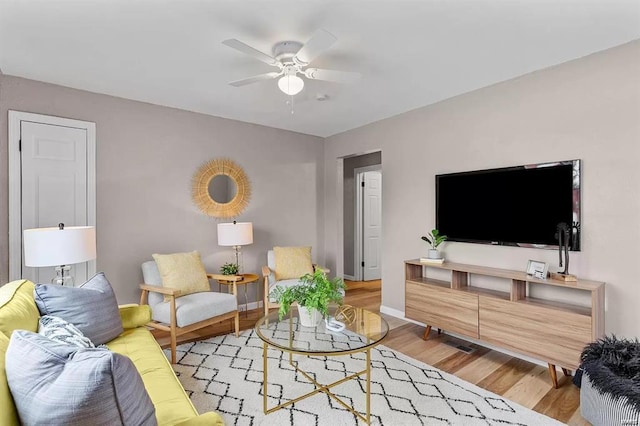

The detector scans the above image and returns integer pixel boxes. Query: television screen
[436,160,581,250]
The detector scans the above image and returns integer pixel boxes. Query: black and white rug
[168,330,563,425]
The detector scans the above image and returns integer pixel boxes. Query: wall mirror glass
[208,175,238,204]
[192,158,251,218]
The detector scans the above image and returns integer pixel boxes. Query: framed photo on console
[526,260,549,279]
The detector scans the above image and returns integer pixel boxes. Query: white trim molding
[8,111,97,281]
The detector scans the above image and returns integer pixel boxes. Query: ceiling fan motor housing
[272,41,303,64]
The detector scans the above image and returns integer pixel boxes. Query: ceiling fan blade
[229,72,281,87]
[304,68,361,83]
[222,39,279,66]
[294,29,337,66]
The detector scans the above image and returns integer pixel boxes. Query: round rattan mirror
[192,158,251,218]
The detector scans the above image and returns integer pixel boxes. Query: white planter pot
[428,249,440,259]
[298,305,323,327]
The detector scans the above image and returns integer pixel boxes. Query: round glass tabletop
[255,305,389,355]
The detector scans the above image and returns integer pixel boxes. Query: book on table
[419,258,444,264]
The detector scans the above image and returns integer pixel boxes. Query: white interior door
[362,171,382,281]
[9,111,96,284]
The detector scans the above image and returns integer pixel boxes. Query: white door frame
[354,164,382,281]
[8,111,97,281]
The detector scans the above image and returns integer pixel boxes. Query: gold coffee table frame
[255,305,389,425]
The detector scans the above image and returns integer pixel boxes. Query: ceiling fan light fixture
[278,74,304,96]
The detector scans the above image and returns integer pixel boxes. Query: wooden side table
[215,273,259,317]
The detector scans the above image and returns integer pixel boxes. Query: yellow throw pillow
[274,246,314,280]
[0,280,40,338]
[152,251,210,302]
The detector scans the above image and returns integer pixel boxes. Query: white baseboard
[379,305,550,369]
[343,274,355,281]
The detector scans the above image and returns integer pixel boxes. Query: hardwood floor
[152,281,587,425]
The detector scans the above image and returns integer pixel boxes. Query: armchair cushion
[152,251,210,302]
[34,272,123,346]
[273,246,313,280]
[6,330,157,426]
[152,292,237,328]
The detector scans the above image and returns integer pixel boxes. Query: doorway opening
[342,152,382,289]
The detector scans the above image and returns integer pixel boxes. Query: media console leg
[562,368,571,377]
[548,364,559,389]
[422,325,432,340]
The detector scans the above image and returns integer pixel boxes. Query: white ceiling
[1,1,639,137]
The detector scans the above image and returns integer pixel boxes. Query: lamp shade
[217,222,253,246]
[24,226,97,267]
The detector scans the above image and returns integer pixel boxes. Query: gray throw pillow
[38,315,98,349]
[6,330,157,426]
[34,272,123,345]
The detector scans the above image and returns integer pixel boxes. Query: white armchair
[140,260,239,363]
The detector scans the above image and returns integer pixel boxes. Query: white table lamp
[23,223,97,286]
[217,221,253,271]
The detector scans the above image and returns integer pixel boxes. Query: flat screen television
[436,160,581,250]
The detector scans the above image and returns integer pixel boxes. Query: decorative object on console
[23,223,96,287]
[526,260,549,279]
[217,221,253,273]
[192,158,251,218]
[550,222,580,282]
[420,228,447,260]
[270,269,346,327]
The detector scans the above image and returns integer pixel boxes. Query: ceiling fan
[223,29,361,96]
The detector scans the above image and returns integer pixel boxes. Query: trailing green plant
[220,262,239,276]
[421,228,447,249]
[270,269,346,320]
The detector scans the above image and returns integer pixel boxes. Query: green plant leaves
[271,269,346,320]
[420,229,447,249]
[220,263,239,275]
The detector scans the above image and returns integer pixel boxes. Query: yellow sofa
[0,279,224,426]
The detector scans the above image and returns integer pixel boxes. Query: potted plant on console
[271,270,346,327]
[421,228,447,261]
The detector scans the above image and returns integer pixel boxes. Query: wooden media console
[404,259,605,388]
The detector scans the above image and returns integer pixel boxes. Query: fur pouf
[578,335,640,411]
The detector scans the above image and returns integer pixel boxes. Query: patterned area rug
[168,330,564,425]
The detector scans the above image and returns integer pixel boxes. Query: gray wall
[323,40,640,337]
[0,75,324,306]
[342,152,382,277]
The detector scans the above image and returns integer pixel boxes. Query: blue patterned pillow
[34,272,123,345]
[38,315,98,348]
[6,330,157,425]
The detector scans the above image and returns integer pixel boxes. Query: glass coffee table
[255,305,389,424]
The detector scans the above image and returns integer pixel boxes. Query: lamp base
[550,272,577,282]
[52,265,75,287]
